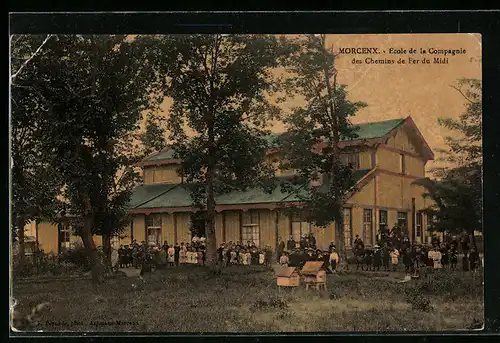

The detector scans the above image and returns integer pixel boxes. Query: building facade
[25,117,439,254]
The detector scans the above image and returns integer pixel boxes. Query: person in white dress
[428,247,442,270]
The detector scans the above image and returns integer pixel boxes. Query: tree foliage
[414,79,482,239]
[10,35,65,255]
[278,34,367,263]
[144,34,293,268]
[11,34,164,281]
[140,113,167,157]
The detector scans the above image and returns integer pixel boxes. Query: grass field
[11,265,483,333]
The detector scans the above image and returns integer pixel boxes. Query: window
[371,151,377,168]
[400,154,406,174]
[416,212,423,238]
[59,224,71,249]
[397,212,408,231]
[343,208,352,248]
[379,210,388,235]
[146,214,162,246]
[348,153,360,170]
[291,212,311,245]
[242,210,260,247]
[363,209,373,244]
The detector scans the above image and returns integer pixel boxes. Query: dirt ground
[11,265,484,333]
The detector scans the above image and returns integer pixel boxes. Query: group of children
[217,242,274,266]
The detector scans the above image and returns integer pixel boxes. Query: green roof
[348,118,405,140]
[127,183,178,209]
[130,169,372,210]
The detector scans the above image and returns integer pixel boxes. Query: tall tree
[414,78,482,246]
[148,34,292,269]
[278,34,367,267]
[12,34,164,282]
[10,35,64,261]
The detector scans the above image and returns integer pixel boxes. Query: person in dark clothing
[286,236,296,251]
[217,244,224,264]
[288,250,300,268]
[278,237,285,262]
[364,248,373,271]
[251,247,259,265]
[174,243,181,266]
[299,236,306,250]
[449,245,458,270]
[469,248,480,272]
[309,233,317,249]
[354,235,361,248]
[382,244,390,272]
[373,246,382,271]
[355,246,365,271]
[328,241,336,253]
[440,245,449,269]
[402,249,412,274]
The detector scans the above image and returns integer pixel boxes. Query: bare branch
[10,34,53,84]
[450,85,475,104]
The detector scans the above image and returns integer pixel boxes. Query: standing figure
[328,241,336,253]
[174,243,180,266]
[286,236,296,252]
[382,244,390,272]
[440,245,449,269]
[428,246,442,271]
[390,248,400,272]
[469,247,480,273]
[278,237,285,262]
[329,248,339,273]
[402,249,412,274]
[449,244,458,270]
[167,245,175,267]
[373,246,382,271]
[179,243,187,265]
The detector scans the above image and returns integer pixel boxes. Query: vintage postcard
[10,32,483,333]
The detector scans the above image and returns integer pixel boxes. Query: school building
[24,116,439,254]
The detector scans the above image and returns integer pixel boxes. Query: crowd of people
[117,235,209,269]
[117,235,277,269]
[351,232,482,275]
[116,230,482,276]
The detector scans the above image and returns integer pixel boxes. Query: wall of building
[224,210,240,242]
[143,165,182,185]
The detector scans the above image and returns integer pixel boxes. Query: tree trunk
[80,215,103,283]
[205,123,218,271]
[102,232,112,267]
[335,217,348,270]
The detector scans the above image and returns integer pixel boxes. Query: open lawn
[11,265,483,333]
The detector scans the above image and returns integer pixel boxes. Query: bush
[58,245,92,271]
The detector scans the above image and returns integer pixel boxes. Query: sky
[153,34,482,170]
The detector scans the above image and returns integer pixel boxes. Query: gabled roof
[300,261,327,275]
[275,267,299,277]
[139,118,420,166]
[128,170,372,212]
[348,118,406,140]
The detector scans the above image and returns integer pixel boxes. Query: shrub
[58,245,92,271]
